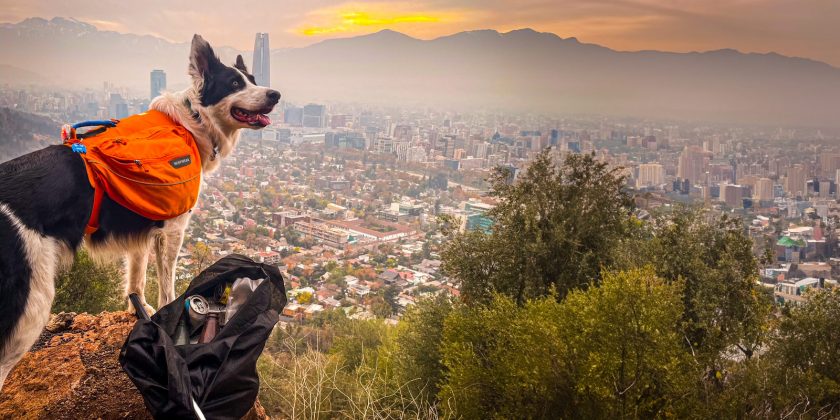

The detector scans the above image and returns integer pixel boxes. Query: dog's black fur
[201,54,256,106]
[0,146,91,348]
[0,145,165,351]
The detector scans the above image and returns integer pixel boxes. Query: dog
[0,34,280,390]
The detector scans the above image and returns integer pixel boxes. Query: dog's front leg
[0,364,11,392]
[154,215,189,308]
[125,244,153,313]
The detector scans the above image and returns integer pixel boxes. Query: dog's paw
[126,300,157,316]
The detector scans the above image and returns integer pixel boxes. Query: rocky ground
[0,311,267,419]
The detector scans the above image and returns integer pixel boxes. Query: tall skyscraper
[252,33,270,87]
[150,69,166,100]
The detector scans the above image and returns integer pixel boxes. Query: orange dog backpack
[62,110,202,234]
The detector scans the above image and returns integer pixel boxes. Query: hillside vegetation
[44,150,840,418]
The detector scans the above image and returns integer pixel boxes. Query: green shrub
[53,249,123,313]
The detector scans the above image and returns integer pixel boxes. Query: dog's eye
[232,81,240,87]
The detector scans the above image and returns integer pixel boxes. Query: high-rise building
[820,180,832,198]
[754,178,774,202]
[785,164,807,197]
[820,152,840,178]
[637,163,665,188]
[302,104,326,128]
[150,69,166,100]
[720,183,744,208]
[677,146,708,185]
[284,106,303,126]
[252,33,270,87]
[109,93,128,119]
[373,136,394,153]
[395,141,410,161]
[330,114,351,129]
[393,125,412,141]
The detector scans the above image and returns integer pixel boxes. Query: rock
[44,312,76,333]
[0,311,268,420]
[242,400,269,420]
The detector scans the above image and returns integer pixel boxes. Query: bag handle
[62,119,119,144]
[72,119,118,130]
[128,293,150,321]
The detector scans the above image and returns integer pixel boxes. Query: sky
[1,0,838,66]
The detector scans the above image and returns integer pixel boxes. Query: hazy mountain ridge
[0,17,244,91]
[275,28,840,127]
[0,107,59,161]
[0,64,45,85]
[1,17,838,127]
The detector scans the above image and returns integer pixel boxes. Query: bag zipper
[108,152,189,168]
[87,160,201,186]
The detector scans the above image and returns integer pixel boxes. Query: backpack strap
[60,119,119,235]
[85,183,105,235]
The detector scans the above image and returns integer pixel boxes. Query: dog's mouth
[231,107,272,127]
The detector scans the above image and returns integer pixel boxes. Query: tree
[438,268,693,419]
[557,268,694,418]
[297,291,313,304]
[383,285,400,314]
[764,289,840,415]
[191,241,212,278]
[622,208,772,366]
[441,150,633,305]
[370,296,392,318]
[53,249,124,313]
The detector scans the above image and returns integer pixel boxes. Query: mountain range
[1,17,839,127]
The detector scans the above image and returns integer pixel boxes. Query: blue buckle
[71,143,87,154]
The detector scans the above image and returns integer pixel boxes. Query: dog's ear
[234,54,248,73]
[189,34,221,84]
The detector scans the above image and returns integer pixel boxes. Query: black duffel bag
[119,254,287,419]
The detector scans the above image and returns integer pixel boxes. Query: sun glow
[300,10,444,36]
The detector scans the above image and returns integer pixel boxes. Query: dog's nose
[266,90,281,103]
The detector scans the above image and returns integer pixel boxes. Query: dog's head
[188,34,280,131]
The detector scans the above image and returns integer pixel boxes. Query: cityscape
[1,30,839,323]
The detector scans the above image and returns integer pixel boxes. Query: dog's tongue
[256,114,270,126]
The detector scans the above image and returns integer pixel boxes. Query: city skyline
[1,0,839,67]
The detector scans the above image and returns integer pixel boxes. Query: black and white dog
[0,34,279,390]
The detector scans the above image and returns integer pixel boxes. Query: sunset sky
[2,0,838,66]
